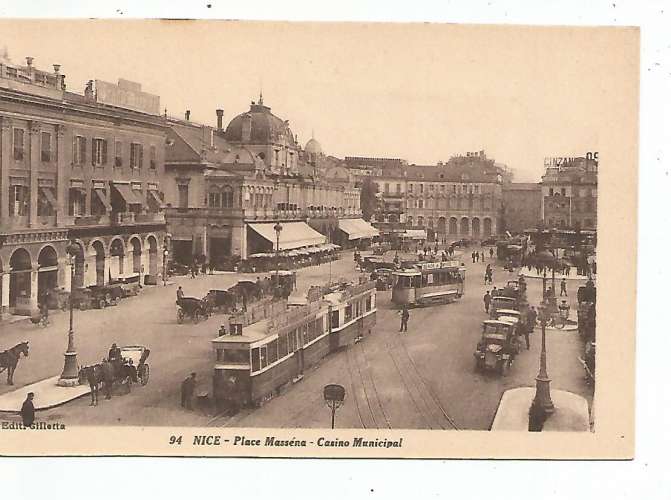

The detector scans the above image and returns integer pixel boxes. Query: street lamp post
[58,242,81,387]
[324,384,345,429]
[163,246,169,286]
[532,305,555,416]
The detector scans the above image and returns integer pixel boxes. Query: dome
[224,97,296,147]
[304,137,322,155]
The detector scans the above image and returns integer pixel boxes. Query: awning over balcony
[338,218,380,240]
[112,182,142,206]
[93,189,112,211]
[39,187,58,209]
[147,189,166,209]
[248,221,326,251]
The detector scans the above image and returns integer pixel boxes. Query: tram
[211,280,377,409]
[391,261,466,307]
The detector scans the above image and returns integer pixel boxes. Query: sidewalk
[490,387,590,431]
[0,376,90,412]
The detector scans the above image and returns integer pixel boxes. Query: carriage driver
[108,343,121,364]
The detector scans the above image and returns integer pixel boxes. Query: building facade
[0,53,167,316]
[501,182,542,234]
[365,153,505,241]
[540,157,598,230]
[163,99,362,263]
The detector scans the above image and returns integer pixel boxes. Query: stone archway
[9,248,32,309]
[91,240,106,286]
[37,245,58,302]
[472,217,481,237]
[437,217,446,235]
[483,218,493,237]
[449,217,458,235]
[110,238,125,279]
[460,217,469,235]
[129,237,142,274]
[147,235,158,277]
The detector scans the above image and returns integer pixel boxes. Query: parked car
[110,273,141,297]
[87,284,124,308]
[168,262,190,276]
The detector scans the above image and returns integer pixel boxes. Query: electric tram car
[211,280,377,408]
[390,260,466,307]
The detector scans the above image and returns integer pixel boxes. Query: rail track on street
[345,341,391,429]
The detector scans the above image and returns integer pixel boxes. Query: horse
[79,364,104,406]
[0,342,30,385]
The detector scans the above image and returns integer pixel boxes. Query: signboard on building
[543,152,599,169]
[95,79,160,115]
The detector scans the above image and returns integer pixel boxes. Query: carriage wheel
[113,296,120,306]
[177,309,185,324]
[140,365,150,385]
[99,298,107,309]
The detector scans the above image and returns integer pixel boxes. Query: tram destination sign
[419,260,461,270]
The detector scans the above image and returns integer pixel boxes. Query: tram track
[385,332,460,430]
[345,344,377,428]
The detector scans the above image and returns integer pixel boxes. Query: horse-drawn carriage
[204,289,236,314]
[177,297,210,324]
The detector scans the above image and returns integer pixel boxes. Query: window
[37,188,54,216]
[418,199,424,209]
[114,141,123,167]
[345,304,353,322]
[396,183,401,194]
[384,183,389,193]
[419,184,424,193]
[73,136,86,165]
[13,128,24,160]
[288,329,297,352]
[561,187,566,196]
[452,185,457,193]
[130,143,143,169]
[408,184,413,193]
[429,184,434,191]
[41,132,51,162]
[278,334,288,358]
[149,145,157,170]
[330,310,339,329]
[223,349,249,364]
[92,138,108,166]
[440,185,445,192]
[251,348,261,371]
[178,184,189,208]
[474,185,479,194]
[68,188,85,216]
[208,192,222,208]
[9,185,28,216]
[365,295,372,312]
[549,188,554,196]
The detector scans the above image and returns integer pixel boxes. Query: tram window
[267,340,278,364]
[251,348,261,371]
[345,304,353,322]
[366,295,372,312]
[288,329,296,352]
[223,349,248,364]
[259,346,267,369]
[412,275,421,288]
[330,310,340,329]
[278,334,288,358]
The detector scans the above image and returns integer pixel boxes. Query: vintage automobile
[167,262,190,276]
[86,284,124,309]
[110,273,141,297]
[489,295,518,318]
[474,320,519,375]
[493,308,522,326]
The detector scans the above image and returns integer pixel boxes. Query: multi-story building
[367,153,505,241]
[501,182,542,234]
[163,97,364,263]
[0,53,167,316]
[540,157,598,230]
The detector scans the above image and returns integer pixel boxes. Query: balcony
[73,214,111,226]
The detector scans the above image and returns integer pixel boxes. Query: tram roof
[392,270,422,276]
[213,319,272,344]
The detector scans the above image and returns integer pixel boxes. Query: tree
[360,177,378,221]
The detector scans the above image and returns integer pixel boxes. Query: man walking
[527,306,538,335]
[471,251,476,263]
[21,392,35,428]
[483,291,491,313]
[560,277,567,296]
[399,305,410,333]
[181,372,197,410]
[176,286,184,301]
[489,247,494,259]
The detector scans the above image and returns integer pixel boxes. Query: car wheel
[99,299,106,309]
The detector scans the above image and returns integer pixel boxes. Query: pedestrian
[528,306,538,334]
[520,321,530,350]
[176,286,184,301]
[21,392,35,427]
[471,251,476,263]
[38,289,49,325]
[483,291,491,313]
[201,261,207,275]
[560,278,567,297]
[489,247,494,259]
[101,358,114,400]
[481,251,485,262]
[399,305,410,333]
[190,263,196,278]
[181,372,197,410]
[209,260,215,274]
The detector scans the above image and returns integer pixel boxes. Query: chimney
[53,64,61,74]
[185,110,191,121]
[25,56,34,67]
[216,109,224,131]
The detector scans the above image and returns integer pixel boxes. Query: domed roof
[224,96,296,147]
[304,137,322,155]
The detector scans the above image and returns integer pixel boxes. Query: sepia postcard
[0,20,637,458]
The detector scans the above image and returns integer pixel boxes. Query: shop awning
[112,183,142,206]
[93,189,112,211]
[338,218,380,240]
[39,187,58,209]
[247,221,326,251]
[404,229,427,240]
[147,189,166,208]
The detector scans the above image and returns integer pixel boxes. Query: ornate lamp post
[58,241,81,387]
[532,304,555,417]
[162,246,169,286]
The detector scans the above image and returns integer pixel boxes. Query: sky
[0,20,638,181]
